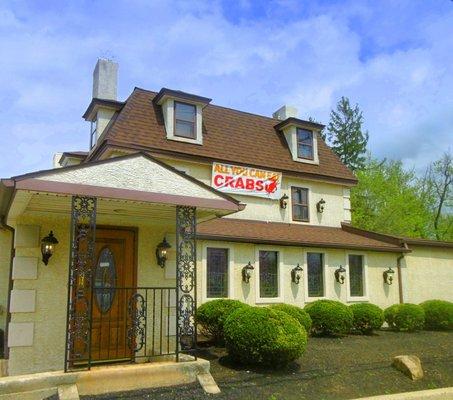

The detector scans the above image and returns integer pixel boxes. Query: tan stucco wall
[5,209,402,376]
[8,214,69,375]
[7,212,176,376]
[163,158,350,227]
[96,108,116,141]
[196,240,400,310]
[402,246,453,304]
[38,155,221,200]
[0,229,12,334]
[5,208,453,376]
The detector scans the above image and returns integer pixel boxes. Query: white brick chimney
[92,59,118,100]
[272,105,298,120]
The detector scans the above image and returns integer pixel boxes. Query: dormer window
[274,116,323,165]
[174,101,196,139]
[83,97,125,152]
[297,128,314,160]
[154,88,212,146]
[90,120,97,149]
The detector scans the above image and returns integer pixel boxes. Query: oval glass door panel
[94,247,116,313]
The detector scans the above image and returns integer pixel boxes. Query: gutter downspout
[0,216,15,360]
[396,243,409,304]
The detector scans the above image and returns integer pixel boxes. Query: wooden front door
[90,228,136,362]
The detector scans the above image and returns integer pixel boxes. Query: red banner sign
[211,162,282,199]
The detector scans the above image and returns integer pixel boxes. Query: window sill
[255,297,283,304]
[305,296,327,303]
[293,156,319,165]
[346,296,369,303]
[167,135,203,146]
[204,296,229,301]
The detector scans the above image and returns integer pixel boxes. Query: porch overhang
[2,152,244,223]
[14,179,241,212]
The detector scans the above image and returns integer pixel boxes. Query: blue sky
[1,0,452,177]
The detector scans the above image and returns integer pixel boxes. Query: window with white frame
[206,248,229,298]
[348,254,365,297]
[174,101,197,139]
[259,251,279,298]
[307,252,324,297]
[296,128,314,160]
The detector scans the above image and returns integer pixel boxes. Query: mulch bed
[82,330,453,400]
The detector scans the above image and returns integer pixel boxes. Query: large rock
[392,355,424,380]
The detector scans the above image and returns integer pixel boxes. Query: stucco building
[0,59,452,380]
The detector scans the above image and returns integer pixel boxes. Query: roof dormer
[153,88,211,146]
[273,106,324,165]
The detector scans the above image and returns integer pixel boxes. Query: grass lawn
[83,330,453,400]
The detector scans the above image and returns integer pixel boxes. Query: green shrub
[224,306,307,367]
[420,300,453,331]
[384,304,400,329]
[349,303,384,334]
[269,304,312,332]
[304,300,353,336]
[385,303,425,332]
[196,299,249,343]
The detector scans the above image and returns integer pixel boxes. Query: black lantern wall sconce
[316,198,326,213]
[334,265,346,284]
[383,267,395,285]
[291,264,303,284]
[41,231,59,265]
[242,261,254,283]
[279,194,289,209]
[156,237,171,268]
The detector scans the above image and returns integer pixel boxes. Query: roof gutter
[396,243,409,304]
[196,233,408,253]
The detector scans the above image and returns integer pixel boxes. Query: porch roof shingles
[197,218,409,253]
[95,88,357,184]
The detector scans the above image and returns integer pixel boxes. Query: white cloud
[0,0,452,177]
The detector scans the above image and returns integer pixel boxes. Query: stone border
[0,358,211,399]
[355,386,453,400]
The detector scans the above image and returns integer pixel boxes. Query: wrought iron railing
[83,287,177,367]
[65,200,198,372]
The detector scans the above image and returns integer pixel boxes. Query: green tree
[308,116,326,139]
[420,151,453,240]
[326,97,369,171]
[351,157,432,238]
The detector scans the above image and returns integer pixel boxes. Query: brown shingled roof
[401,237,453,248]
[341,223,453,249]
[94,88,357,184]
[197,218,408,253]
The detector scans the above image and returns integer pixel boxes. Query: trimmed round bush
[224,306,307,367]
[304,300,353,336]
[269,304,312,332]
[349,303,384,334]
[420,300,453,331]
[384,304,400,329]
[196,299,249,343]
[385,303,425,332]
